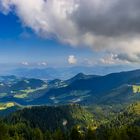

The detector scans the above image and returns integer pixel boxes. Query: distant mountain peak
[74,73,86,78]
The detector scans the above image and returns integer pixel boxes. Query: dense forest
[0,120,140,140]
[0,103,140,140]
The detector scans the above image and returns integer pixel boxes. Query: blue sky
[0,0,140,70]
[0,12,98,68]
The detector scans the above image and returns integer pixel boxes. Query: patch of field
[132,85,140,93]
[0,102,15,110]
[133,103,140,115]
[14,85,48,98]
[14,94,28,98]
[19,84,48,94]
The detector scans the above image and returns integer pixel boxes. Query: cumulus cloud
[21,61,29,66]
[99,53,129,65]
[38,62,47,66]
[100,54,117,65]
[115,53,140,63]
[72,0,140,37]
[99,52,140,65]
[1,0,140,63]
[68,55,77,64]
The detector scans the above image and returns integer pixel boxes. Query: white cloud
[1,0,140,64]
[99,53,131,65]
[21,61,29,66]
[38,62,47,66]
[68,55,77,64]
[100,54,118,65]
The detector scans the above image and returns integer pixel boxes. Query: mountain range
[7,65,136,80]
[0,69,140,139]
[0,69,140,108]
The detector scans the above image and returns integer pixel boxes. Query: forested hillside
[0,103,140,140]
[4,104,95,131]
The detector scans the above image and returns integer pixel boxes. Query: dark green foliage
[95,102,140,140]
[0,113,140,140]
[97,125,140,140]
[5,104,95,131]
[85,127,96,140]
[52,129,66,140]
[32,128,44,140]
[44,130,53,140]
[70,127,84,140]
[0,103,140,140]
[0,122,9,140]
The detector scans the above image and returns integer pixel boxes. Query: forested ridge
[0,103,140,140]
